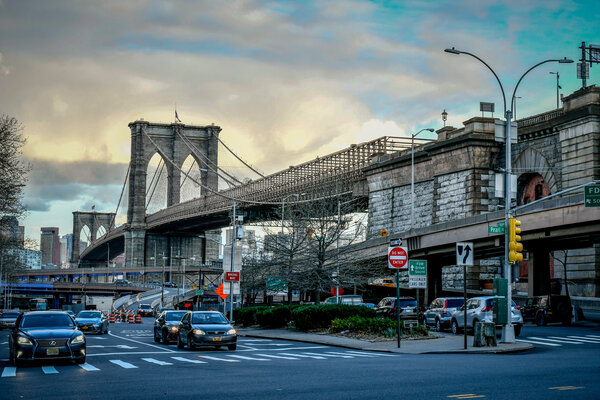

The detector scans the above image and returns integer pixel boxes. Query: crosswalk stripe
[278,352,326,359]
[109,360,138,369]
[302,352,353,359]
[586,335,600,339]
[547,336,590,344]
[516,339,561,347]
[254,353,298,360]
[1,367,16,378]
[42,366,59,374]
[565,336,600,343]
[142,358,173,366]
[345,350,395,357]
[171,357,207,364]
[198,356,240,363]
[228,355,271,361]
[529,336,583,344]
[326,351,376,358]
[78,363,100,371]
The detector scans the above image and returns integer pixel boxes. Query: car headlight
[17,335,33,345]
[170,325,178,332]
[71,335,85,344]
[227,329,237,335]
[193,329,206,336]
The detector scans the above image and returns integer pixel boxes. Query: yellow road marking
[548,386,584,391]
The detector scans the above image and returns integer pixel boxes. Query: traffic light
[306,227,314,240]
[508,217,523,263]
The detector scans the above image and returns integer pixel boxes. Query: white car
[450,296,524,336]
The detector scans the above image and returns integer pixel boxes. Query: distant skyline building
[5,247,41,270]
[60,233,73,267]
[40,227,60,267]
[0,216,25,246]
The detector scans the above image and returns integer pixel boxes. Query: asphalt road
[1,319,599,400]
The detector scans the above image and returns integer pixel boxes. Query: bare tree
[552,250,570,297]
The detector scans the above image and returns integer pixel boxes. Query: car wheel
[435,319,442,332]
[228,344,237,351]
[154,331,160,343]
[514,325,521,337]
[162,330,169,344]
[536,313,546,326]
[75,357,86,365]
[451,319,459,335]
[176,334,184,349]
[562,318,572,326]
[187,336,195,351]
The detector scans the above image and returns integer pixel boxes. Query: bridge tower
[71,211,116,266]
[125,120,220,268]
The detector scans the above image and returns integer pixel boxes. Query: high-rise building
[0,216,25,246]
[40,227,60,267]
[60,234,73,267]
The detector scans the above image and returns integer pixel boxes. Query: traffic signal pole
[502,110,516,343]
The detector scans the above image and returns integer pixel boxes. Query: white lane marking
[326,351,376,358]
[239,339,272,342]
[142,358,173,366]
[171,357,207,364]
[109,360,138,369]
[78,363,100,371]
[529,336,583,344]
[345,350,395,357]
[302,352,353,359]
[198,356,240,363]
[88,351,173,357]
[245,343,290,347]
[254,353,298,360]
[87,345,137,349]
[278,352,325,359]
[42,366,59,374]
[1,342,8,345]
[108,331,176,353]
[565,336,600,343]
[516,339,560,347]
[238,345,326,352]
[586,335,600,339]
[1,367,16,378]
[87,337,107,340]
[228,355,270,361]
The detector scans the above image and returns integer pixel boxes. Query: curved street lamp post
[444,48,572,343]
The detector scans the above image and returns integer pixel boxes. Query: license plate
[81,326,88,330]
[47,348,59,356]
[212,337,222,342]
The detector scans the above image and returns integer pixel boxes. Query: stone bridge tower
[71,211,116,265]
[126,120,220,268]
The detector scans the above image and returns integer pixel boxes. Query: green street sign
[266,276,288,291]
[408,260,427,275]
[489,221,505,234]
[196,289,204,296]
[584,185,600,207]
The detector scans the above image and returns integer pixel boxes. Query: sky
[0,0,599,245]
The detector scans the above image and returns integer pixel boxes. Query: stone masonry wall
[432,170,469,224]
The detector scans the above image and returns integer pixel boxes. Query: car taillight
[514,305,520,310]
[482,306,493,312]
[392,307,397,312]
[442,308,448,316]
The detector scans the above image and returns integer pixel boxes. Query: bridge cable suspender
[146,160,165,208]
[140,126,350,206]
[173,126,243,186]
[108,162,130,233]
[210,130,265,178]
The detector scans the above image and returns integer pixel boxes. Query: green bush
[235,306,269,327]
[291,305,376,331]
[329,316,396,334]
[256,306,293,328]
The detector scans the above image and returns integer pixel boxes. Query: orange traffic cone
[128,312,135,324]
[135,313,142,324]
[109,312,115,324]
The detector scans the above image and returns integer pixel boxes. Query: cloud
[0,52,10,75]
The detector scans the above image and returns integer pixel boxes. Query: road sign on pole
[388,246,408,269]
[225,271,240,282]
[408,260,427,289]
[456,242,474,266]
[584,185,600,207]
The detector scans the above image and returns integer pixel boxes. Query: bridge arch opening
[79,225,92,250]
[180,154,203,202]
[517,173,552,205]
[95,225,107,240]
[146,152,168,214]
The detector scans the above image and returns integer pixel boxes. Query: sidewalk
[238,327,534,354]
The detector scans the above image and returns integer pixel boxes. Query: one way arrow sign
[456,242,474,266]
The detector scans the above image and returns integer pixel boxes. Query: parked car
[177,311,237,350]
[75,310,109,334]
[9,311,86,366]
[0,310,21,329]
[147,281,161,286]
[154,307,175,318]
[114,279,130,286]
[323,295,364,305]
[450,296,523,336]
[522,295,572,326]
[163,281,177,288]
[137,304,153,317]
[154,310,188,344]
[374,297,418,320]
[424,297,465,332]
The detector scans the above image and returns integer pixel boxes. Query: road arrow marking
[1,367,16,378]
[109,360,137,369]
[42,366,59,374]
[78,363,100,371]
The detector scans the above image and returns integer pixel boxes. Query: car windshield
[445,299,464,308]
[165,311,187,322]
[192,313,228,324]
[1,312,20,318]
[140,305,151,309]
[21,313,75,328]
[397,300,417,308]
[77,311,101,319]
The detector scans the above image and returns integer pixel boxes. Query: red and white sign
[388,246,408,269]
[225,271,240,282]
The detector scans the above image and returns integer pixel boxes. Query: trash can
[473,322,497,347]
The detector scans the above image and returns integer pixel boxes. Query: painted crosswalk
[0,350,396,377]
[517,334,600,347]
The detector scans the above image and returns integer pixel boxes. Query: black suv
[522,295,572,326]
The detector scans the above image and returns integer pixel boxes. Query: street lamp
[445,47,573,343]
[411,128,435,230]
[441,109,448,127]
[549,72,561,109]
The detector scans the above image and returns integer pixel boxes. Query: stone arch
[146,151,169,214]
[180,153,205,202]
[71,211,116,265]
[513,147,558,205]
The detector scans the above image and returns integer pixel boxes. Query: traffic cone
[109,312,115,324]
[128,312,135,324]
[135,313,142,324]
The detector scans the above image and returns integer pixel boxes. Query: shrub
[329,316,396,334]
[291,305,376,331]
[235,306,269,327]
[256,306,293,328]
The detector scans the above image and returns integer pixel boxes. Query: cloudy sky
[0,0,598,244]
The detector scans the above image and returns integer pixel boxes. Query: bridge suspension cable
[108,162,130,233]
[210,131,265,178]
